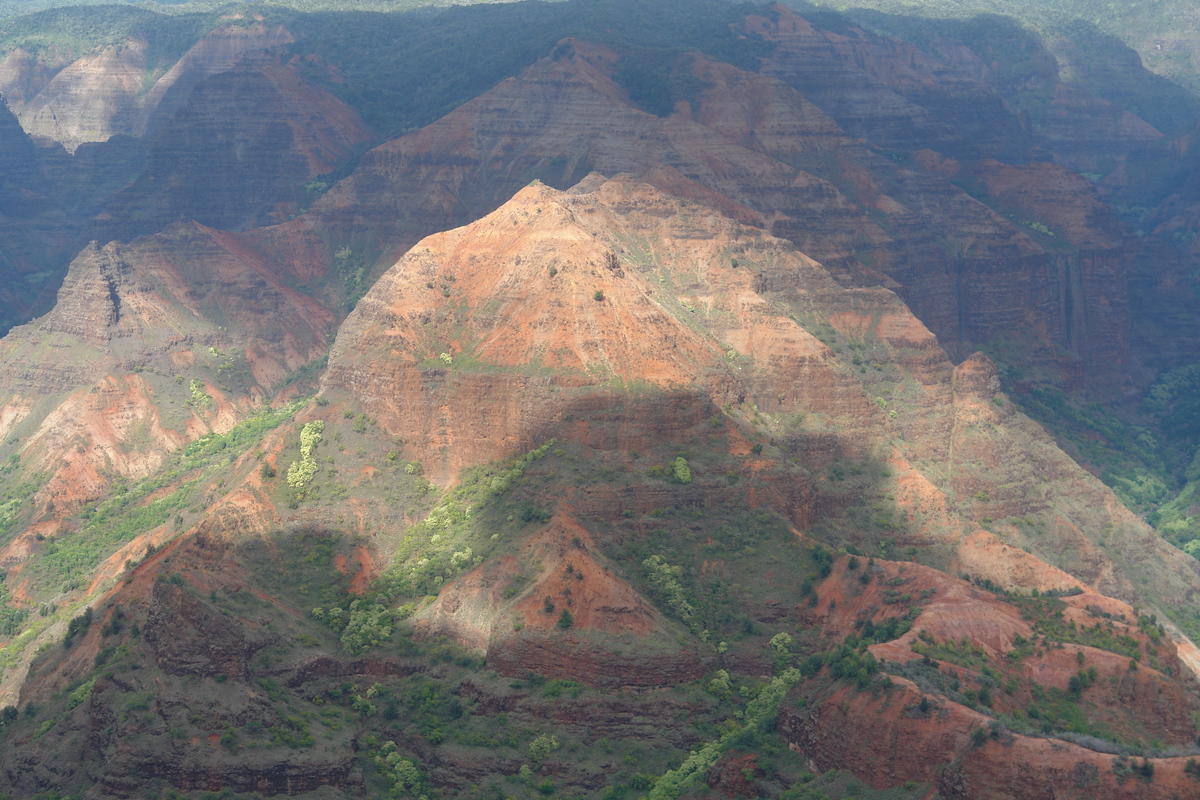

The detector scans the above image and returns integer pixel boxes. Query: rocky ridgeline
[0,169,1193,800]
[0,23,295,153]
[291,22,1141,390]
[0,4,1196,798]
[326,174,1197,614]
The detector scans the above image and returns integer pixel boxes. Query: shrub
[66,678,95,710]
[287,420,325,490]
[63,607,93,647]
[670,457,692,484]
[374,742,423,795]
[642,555,694,620]
[339,601,394,654]
[529,733,560,763]
[769,632,793,652]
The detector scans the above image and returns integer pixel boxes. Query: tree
[529,733,560,763]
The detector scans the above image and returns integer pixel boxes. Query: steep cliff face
[6,23,294,153]
[0,173,1196,800]
[0,22,333,334]
[0,47,64,112]
[0,5,1160,386]
[96,52,371,237]
[324,174,1199,637]
[748,6,1030,160]
[0,220,334,645]
[132,22,296,140]
[0,221,333,397]
[8,39,149,152]
[0,4,1197,797]
[0,97,75,334]
[287,30,1136,392]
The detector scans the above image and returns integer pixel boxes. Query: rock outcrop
[284,30,1137,390]
[0,5,1195,798]
[96,52,370,237]
[325,173,1200,644]
[7,23,294,152]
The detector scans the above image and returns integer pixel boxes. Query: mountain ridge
[0,2,1199,797]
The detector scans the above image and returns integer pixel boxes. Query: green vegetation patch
[9,399,306,610]
[1009,596,1142,660]
[369,440,556,602]
[0,5,219,66]
[645,668,801,800]
[909,630,989,670]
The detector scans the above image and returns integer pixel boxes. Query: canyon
[0,1,1197,798]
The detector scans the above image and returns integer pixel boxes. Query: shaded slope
[325,174,1200,634]
[292,31,1137,392]
[0,174,1196,800]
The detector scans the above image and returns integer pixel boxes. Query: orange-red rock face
[0,218,337,617]
[281,30,1136,393]
[323,173,1200,663]
[781,555,1200,799]
[0,6,1197,797]
[0,103,1191,785]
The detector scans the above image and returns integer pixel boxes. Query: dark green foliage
[1011,596,1143,660]
[397,675,464,742]
[62,606,92,648]
[1021,682,1114,740]
[778,769,926,800]
[520,504,552,523]
[809,547,833,579]
[541,679,583,699]
[909,630,988,669]
[1065,665,1097,699]
[853,610,917,645]
[0,581,26,637]
[0,6,218,66]
[822,644,880,689]
[333,246,372,311]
